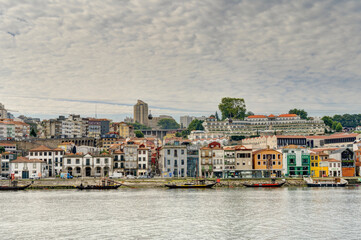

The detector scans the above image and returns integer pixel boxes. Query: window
[139,157,141,161]
[181,150,184,155]
[174,160,178,167]
[258,161,260,165]
[311,163,314,167]
[86,159,90,166]
[167,150,170,155]
[105,159,108,164]
[181,160,184,165]
[174,150,178,157]
[96,159,100,164]
[76,159,80,164]
[44,152,47,156]
[143,157,146,161]
[55,157,58,163]
[167,160,170,165]
[258,155,261,160]
[263,162,266,165]
[67,159,71,164]
[278,161,281,165]
[243,161,246,166]
[273,161,275,165]
[289,159,295,164]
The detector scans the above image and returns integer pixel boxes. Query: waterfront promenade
[2,177,360,189]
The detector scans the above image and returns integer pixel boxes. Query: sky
[1,0,361,122]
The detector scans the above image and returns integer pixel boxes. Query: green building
[282,145,310,177]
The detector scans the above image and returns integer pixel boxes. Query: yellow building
[119,122,133,138]
[310,152,329,177]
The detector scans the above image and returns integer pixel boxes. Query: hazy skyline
[1,0,361,121]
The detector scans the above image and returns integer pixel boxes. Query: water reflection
[0,188,360,239]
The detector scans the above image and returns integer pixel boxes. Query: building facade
[134,100,149,126]
[282,145,310,177]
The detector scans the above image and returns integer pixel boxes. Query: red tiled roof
[276,135,306,139]
[12,157,44,163]
[29,145,52,152]
[0,143,16,147]
[247,115,267,119]
[278,114,298,118]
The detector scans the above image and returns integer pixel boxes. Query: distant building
[0,103,8,119]
[133,100,149,126]
[88,118,110,138]
[148,115,175,129]
[63,153,113,177]
[203,114,326,137]
[180,116,206,129]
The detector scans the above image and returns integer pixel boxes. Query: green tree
[332,121,338,130]
[289,109,308,120]
[322,116,334,128]
[336,122,343,132]
[215,112,220,121]
[245,111,255,117]
[128,122,151,130]
[157,119,180,129]
[175,132,182,137]
[30,128,37,137]
[134,130,144,138]
[218,97,246,120]
[188,119,204,131]
[0,146,5,153]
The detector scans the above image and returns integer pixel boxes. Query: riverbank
[2,177,359,189]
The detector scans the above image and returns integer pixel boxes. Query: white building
[10,157,45,179]
[137,144,151,176]
[161,143,187,177]
[61,114,83,138]
[28,145,65,177]
[63,153,113,177]
[203,114,326,137]
[124,142,138,176]
[0,122,15,140]
[0,143,16,152]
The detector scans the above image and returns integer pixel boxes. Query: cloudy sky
[1,0,361,121]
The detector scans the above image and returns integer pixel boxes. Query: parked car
[30,174,40,180]
[110,172,123,179]
[126,175,135,179]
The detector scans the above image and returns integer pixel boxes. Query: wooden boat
[165,179,217,189]
[76,178,122,190]
[76,184,122,190]
[304,177,347,187]
[0,183,32,191]
[243,181,286,188]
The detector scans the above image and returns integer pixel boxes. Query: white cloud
[1,0,361,121]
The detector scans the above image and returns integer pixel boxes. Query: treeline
[323,114,361,129]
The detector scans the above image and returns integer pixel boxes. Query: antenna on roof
[95,104,97,118]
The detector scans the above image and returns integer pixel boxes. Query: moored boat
[165,179,217,189]
[243,181,285,188]
[0,183,32,191]
[76,184,122,190]
[76,179,122,190]
[304,177,347,187]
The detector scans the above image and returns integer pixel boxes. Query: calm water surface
[1,187,361,240]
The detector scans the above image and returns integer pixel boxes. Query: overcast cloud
[1,0,361,121]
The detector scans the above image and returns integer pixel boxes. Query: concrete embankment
[0,178,312,189]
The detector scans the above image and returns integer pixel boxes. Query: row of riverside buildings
[2,131,361,179]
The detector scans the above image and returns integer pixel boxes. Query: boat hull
[165,183,216,189]
[307,183,347,187]
[243,182,285,188]
[76,184,122,190]
[0,184,31,191]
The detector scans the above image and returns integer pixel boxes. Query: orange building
[355,148,361,176]
[252,149,283,177]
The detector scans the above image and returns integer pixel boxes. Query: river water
[1,187,361,240]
